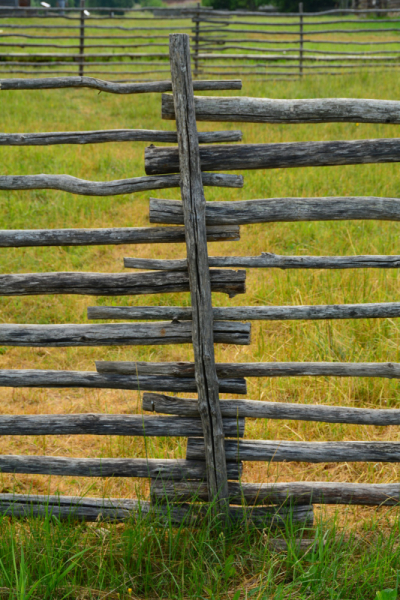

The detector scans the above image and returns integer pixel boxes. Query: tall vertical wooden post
[168,33,229,511]
[193,3,201,80]
[79,0,85,78]
[299,2,303,78]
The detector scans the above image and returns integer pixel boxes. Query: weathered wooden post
[299,2,303,78]
[79,0,85,77]
[193,3,201,80]
[168,33,229,511]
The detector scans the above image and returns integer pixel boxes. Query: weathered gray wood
[149,197,400,224]
[0,270,246,297]
[0,369,247,395]
[0,129,242,146]
[142,392,400,426]
[0,76,242,93]
[0,173,243,195]
[169,33,229,507]
[144,140,400,175]
[151,480,400,506]
[162,95,400,123]
[0,321,251,347]
[0,494,312,526]
[0,225,240,247]
[187,439,400,463]
[0,455,241,479]
[88,302,400,322]
[0,414,244,437]
[124,255,400,271]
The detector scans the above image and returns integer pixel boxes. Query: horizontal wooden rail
[0,494,312,526]
[0,270,246,297]
[0,321,251,346]
[0,129,242,146]
[0,455,242,479]
[151,480,400,506]
[187,439,400,463]
[143,393,400,426]
[0,226,240,247]
[0,414,244,437]
[0,173,243,196]
[124,254,400,271]
[145,140,400,175]
[162,95,400,124]
[0,76,242,93]
[0,369,246,394]
[87,302,400,322]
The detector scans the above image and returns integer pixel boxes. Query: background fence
[1,5,400,80]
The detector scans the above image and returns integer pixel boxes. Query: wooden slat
[162,95,400,123]
[169,33,229,508]
[0,270,246,297]
[0,225,240,247]
[144,140,400,175]
[187,439,400,463]
[0,414,244,437]
[151,480,400,506]
[142,393,400,426]
[0,369,247,395]
[0,172,243,195]
[0,76,242,93]
[149,197,400,224]
[0,129,242,146]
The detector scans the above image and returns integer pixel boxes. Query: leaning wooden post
[168,33,229,510]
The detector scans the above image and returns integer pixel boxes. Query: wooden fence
[2,32,400,524]
[1,6,400,79]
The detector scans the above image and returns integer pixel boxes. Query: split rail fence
[1,6,400,80]
[2,33,400,524]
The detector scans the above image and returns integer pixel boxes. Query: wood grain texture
[0,321,251,347]
[0,76,242,93]
[187,439,400,463]
[162,94,400,124]
[144,140,400,175]
[0,270,246,297]
[0,172,243,196]
[0,414,244,437]
[169,33,229,507]
[0,225,240,247]
[0,129,242,146]
[88,303,400,322]
[0,369,247,395]
[205,362,400,379]
[142,393,400,425]
[149,197,400,224]
[151,480,400,506]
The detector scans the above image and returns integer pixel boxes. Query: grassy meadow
[1,65,400,596]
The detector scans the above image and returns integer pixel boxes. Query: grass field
[2,68,400,597]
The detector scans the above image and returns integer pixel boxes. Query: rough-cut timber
[0,455,242,479]
[169,34,229,508]
[0,270,246,297]
[0,370,247,395]
[124,255,400,271]
[162,95,400,124]
[151,480,400,506]
[0,494,312,526]
[0,414,244,437]
[144,140,400,175]
[0,173,243,196]
[0,76,242,93]
[187,439,400,463]
[149,197,400,224]
[0,225,240,247]
[142,393,400,425]
[0,129,242,146]
[0,322,251,347]
[88,302,400,321]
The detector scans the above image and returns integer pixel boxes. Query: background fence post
[193,3,201,80]
[79,0,85,78]
[299,2,303,78]
[168,33,230,513]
